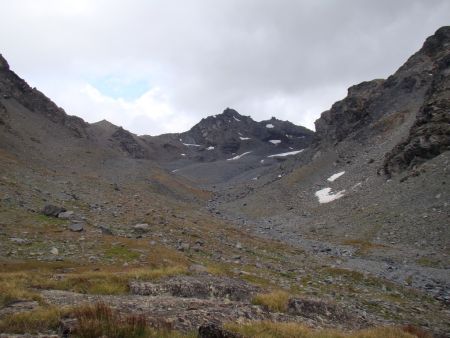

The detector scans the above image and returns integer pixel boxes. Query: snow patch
[233,116,241,122]
[351,182,362,190]
[206,146,215,150]
[327,171,345,182]
[269,140,281,144]
[172,169,179,173]
[315,188,345,203]
[239,136,251,140]
[183,143,201,147]
[266,124,274,128]
[260,159,265,164]
[180,153,186,156]
[227,151,252,161]
[267,149,304,157]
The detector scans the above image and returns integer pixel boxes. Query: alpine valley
[0,27,449,338]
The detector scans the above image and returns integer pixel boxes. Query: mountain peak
[0,54,9,71]
[222,107,241,117]
[422,26,450,56]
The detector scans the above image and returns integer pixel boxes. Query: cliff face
[314,27,450,156]
[0,54,88,138]
[383,27,450,175]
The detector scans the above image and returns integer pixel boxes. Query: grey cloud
[1,0,449,134]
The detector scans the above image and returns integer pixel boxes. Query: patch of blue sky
[90,75,150,100]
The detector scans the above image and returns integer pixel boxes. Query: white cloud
[54,82,196,135]
[1,0,449,135]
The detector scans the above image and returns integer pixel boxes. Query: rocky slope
[203,26,450,312]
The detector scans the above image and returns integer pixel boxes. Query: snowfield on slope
[267,150,304,157]
[227,151,252,161]
[327,171,345,182]
[315,187,345,203]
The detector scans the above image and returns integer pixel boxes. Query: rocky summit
[0,27,449,338]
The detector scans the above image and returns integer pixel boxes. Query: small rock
[51,247,59,255]
[69,222,84,232]
[58,210,74,219]
[10,237,27,244]
[189,264,208,273]
[133,223,151,233]
[177,243,190,251]
[235,242,242,249]
[99,225,113,235]
[42,204,66,217]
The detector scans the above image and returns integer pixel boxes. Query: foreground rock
[129,275,259,301]
[198,323,243,338]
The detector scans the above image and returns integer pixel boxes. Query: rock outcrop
[314,27,450,148]
[0,54,88,138]
[383,27,450,175]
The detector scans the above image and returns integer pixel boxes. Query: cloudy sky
[1,0,449,135]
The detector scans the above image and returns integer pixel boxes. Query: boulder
[188,264,208,274]
[133,223,151,233]
[42,204,66,217]
[58,210,74,219]
[69,222,84,232]
[99,225,113,235]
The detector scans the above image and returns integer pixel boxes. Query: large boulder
[42,204,66,217]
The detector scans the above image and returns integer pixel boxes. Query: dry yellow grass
[225,321,418,338]
[0,272,45,307]
[55,265,188,294]
[0,306,65,334]
[252,290,290,312]
[0,303,197,337]
[0,265,188,301]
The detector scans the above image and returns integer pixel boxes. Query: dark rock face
[0,54,9,70]
[0,54,87,138]
[314,79,385,144]
[176,108,314,156]
[383,28,450,175]
[0,101,8,127]
[314,27,450,147]
[112,127,147,159]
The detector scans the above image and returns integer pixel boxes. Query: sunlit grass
[252,290,290,312]
[225,321,418,338]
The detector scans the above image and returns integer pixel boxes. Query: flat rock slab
[0,300,39,318]
[129,275,260,301]
[68,222,84,232]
